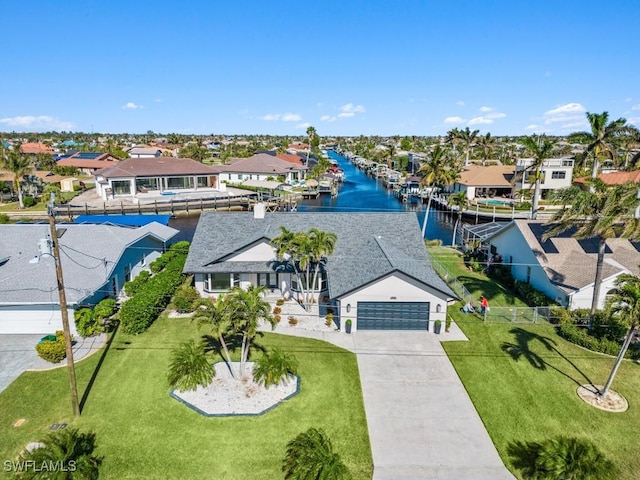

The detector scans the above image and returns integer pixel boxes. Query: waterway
[170,150,457,244]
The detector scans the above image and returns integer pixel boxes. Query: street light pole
[47,198,80,417]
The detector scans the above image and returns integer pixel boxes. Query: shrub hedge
[124,270,150,297]
[35,339,66,363]
[557,324,640,360]
[173,283,199,313]
[119,242,189,334]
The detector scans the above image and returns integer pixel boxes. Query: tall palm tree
[271,227,310,307]
[282,428,351,480]
[193,297,235,376]
[167,340,215,392]
[227,285,275,374]
[2,149,32,209]
[18,428,102,479]
[447,127,479,167]
[308,228,337,303]
[600,273,640,399]
[418,145,459,237]
[306,126,317,166]
[545,180,640,329]
[568,111,636,180]
[448,191,469,246]
[518,135,557,220]
[476,132,497,165]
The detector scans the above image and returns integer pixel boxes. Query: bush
[276,298,285,306]
[0,213,10,224]
[325,312,334,327]
[253,347,298,388]
[36,339,66,363]
[557,324,640,359]
[513,280,554,306]
[288,316,298,326]
[94,298,116,323]
[75,308,98,337]
[22,196,36,207]
[173,284,199,313]
[167,340,214,392]
[124,270,151,297]
[274,314,281,324]
[273,306,282,315]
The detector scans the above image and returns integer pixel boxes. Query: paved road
[269,326,515,480]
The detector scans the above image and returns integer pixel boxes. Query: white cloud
[0,115,74,131]
[479,106,493,113]
[486,112,506,120]
[631,104,640,111]
[320,103,366,122]
[456,100,465,106]
[261,112,301,122]
[122,102,143,110]
[340,103,365,114]
[316,102,323,107]
[526,124,543,130]
[320,115,332,122]
[444,116,465,125]
[468,116,494,125]
[543,102,586,127]
[628,117,640,126]
[625,97,632,102]
[296,122,311,129]
[337,111,355,119]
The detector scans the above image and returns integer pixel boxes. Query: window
[258,273,277,288]
[526,266,531,284]
[196,176,208,188]
[112,180,131,195]
[232,273,240,287]
[562,159,573,167]
[205,273,231,291]
[551,171,566,179]
[124,264,132,283]
[111,277,118,296]
[238,174,243,181]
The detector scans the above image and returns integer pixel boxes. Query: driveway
[268,326,515,480]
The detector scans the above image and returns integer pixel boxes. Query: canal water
[170,150,456,244]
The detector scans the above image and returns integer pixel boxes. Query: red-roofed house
[276,153,305,166]
[56,152,120,174]
[20,143,54,155]
[575,170,640,186]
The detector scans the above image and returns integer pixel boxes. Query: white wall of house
[227,241,275,261]
[568,274,621,310]
[219,171,301,184]
[336,272,448,332]
[515,159,573,192]
[0,305,79,335]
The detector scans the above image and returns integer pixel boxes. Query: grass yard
[430,246,640,479]
[0,316,372,479]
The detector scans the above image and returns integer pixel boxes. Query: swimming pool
[482,199,512,206]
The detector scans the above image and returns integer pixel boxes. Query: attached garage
[356,301,430,330]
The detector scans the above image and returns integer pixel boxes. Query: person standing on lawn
[480,296,489,316]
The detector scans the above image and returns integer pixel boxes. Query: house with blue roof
[0,222,178,334]
[184,209,456,332]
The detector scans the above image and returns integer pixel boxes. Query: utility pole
[48,196,80,417]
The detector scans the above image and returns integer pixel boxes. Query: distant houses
[56,152,120,175]
[216,153,308,184]
[127,146,164,158]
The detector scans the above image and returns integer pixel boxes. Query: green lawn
[0,317,372,479]
[430,246,640,479]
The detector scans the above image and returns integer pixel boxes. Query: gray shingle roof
[217,154,308,174]
[0,223,178,305]
[184,212,456,300]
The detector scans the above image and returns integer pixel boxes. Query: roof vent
[254,202,266,220]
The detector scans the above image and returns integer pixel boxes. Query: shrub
[167,340,214,392]
[424,238,443,247]
[173,284,199,313]
[75,308,97,337]
[288,316,298,326]
[276,298,285,306]
[325,313,334,327]
[94,298,117,323]
[445,316,451,332]
[22,196,36,207]
[36,339,66,363]
[124,270,151,297]
[273,306,282,315]
[253,347,298,388]
[513,280,554,307]
[274,314,281,324]
[0,213,10,224]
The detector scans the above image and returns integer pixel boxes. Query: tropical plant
[193,296,236,375]
[599,273,640,398]
[418,145,459,237]
[173,284,199,313]
[446,127,479,167]
[35,339,66,363]
[308,228,337,303]
[448,191,469,246]
[282,428,351,480]
[17,428,102,479]
[517,135,557,220]
[569,111,637,179]
[252,347,298,388]
[508,436,616,480]
[167,340,214,392]
[477,132,497,165]
[2,149,32,208]
[545,180,640,328]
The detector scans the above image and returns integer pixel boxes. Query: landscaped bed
[430,246,640,479]
[0,316,372,479]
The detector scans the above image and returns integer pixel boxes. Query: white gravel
[172,362,298,415]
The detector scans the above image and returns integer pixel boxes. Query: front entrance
[257,273,278,290]
[356,302,430,330]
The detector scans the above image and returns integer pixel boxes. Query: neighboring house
[575,169,640,186]
[184,209,456,332]
[450,165,515,199]
[56,152,120,174]
[93,157,222,200]
[485,220,640,309]
[217,154,307,184]
[514,158,574,195]
[0,222,178,334]
[276,153,305,166]
[20,142,54,155]
[127,146,163,158]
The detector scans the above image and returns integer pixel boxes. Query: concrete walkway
[268,325,514,479]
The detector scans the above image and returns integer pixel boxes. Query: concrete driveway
[0,335,44,392]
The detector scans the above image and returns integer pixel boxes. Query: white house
[127,146,163,158]
[216,154,307,185]
[0,223,178,334]
[183,210,457,332]
[485,220,640,309]
[514,158,574,193]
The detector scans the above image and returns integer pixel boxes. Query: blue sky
[1,0,639,136]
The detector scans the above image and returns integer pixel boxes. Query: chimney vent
[254,202,265,219]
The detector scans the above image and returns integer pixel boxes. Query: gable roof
[218,154,308,174]
[457,165,514,187]
[276,153,305,165]
[184,212,456,300]
[95,157,220,178]
[0,223,178,305]
[575,170,640,186]
[489,220,640,294]
[20,143,53,155]
[56,152,120,170]
[127,146,163,155]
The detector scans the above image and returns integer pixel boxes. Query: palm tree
[193,297,235,376]
[306,126,317,166]
[272,227,309,307]
[252,347,298,388]
[282,428,351,480]
[2,149,32,209]
[18,428,102,479]
[308,228,337,303]
[545,180,640,329]
[518,135,557,220]
[508,436,616,480]
[167,340,214,392]
[599,273,640,399]
[418,145,459,237]
[227,285,275,374]
[568,111,636,180]
[447,127,479,167]
[448,191,469,246]
[477,132,497,165]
